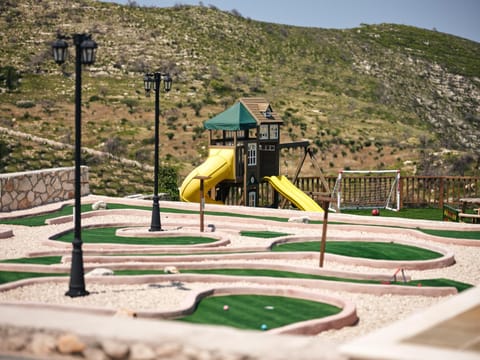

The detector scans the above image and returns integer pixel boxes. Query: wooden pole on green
[318,197,333,267]
[195,176,211,232]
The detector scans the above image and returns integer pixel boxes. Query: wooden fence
[222,176,480,209]
[400,176,480,208]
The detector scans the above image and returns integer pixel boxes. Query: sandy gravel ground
[0,196,479,345]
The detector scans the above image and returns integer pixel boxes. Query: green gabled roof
[204,102,258,130]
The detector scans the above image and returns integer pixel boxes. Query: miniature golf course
[0,199,478,334]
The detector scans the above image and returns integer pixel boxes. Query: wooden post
[439,177,444,208]
[194,176,211,232]
[399,176,404,210]
[243,151,248,206]
[317,196,334,267]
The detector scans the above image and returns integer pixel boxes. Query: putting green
[51,227,218,245]
[240,231,290,238]
[272,241,443,260]
[177,294,341,331]
[420,229,480,240]
[0,271,67,284]
[113,269,472,292]
[0,256,62,265]
[0,203,289,226]
[0,267,471,292]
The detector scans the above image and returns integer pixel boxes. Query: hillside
[0,0,479,197]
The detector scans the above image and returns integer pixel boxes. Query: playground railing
[399,176,480,208]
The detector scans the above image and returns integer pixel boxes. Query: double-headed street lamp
[52,33,97,297]
[143,72,172,231]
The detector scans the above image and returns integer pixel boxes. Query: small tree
[158,165,180,201]
[121,98,139,114]
[0,138,11,169]
[190,102,203,117]
[104,136,126,156]
[450,154,474,176]
[0,66,20,91]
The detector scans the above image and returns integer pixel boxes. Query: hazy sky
[100,0,480,43]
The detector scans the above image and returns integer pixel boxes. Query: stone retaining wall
[0,167,89,212]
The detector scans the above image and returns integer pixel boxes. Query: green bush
[121,98,139,113]
[158,166,180,201]
[0,66,20,91]
[89,95,102,102]
[16,100,35,108]
[210,79,234,96]
[0,139,11,166]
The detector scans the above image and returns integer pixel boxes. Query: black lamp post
[52,33,97,297]
[143,72,172,232]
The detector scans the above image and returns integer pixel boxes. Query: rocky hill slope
[0,0,479,196]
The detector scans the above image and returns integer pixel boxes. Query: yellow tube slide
[179,148,235,204]
[264,175,324,212]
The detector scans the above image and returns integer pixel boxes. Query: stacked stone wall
[0,167,89,212]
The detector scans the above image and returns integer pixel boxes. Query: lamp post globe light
[52,33,97,297]
[143,72,172,231]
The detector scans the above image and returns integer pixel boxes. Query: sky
[100,0,480,43]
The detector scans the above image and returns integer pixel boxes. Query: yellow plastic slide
[264,175,324,212]
[179,148,235,204]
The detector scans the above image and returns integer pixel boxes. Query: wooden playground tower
[203,97,330,208]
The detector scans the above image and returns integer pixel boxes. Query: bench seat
[459,213,480,224]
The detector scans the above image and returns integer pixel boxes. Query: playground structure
[180,97,329,212]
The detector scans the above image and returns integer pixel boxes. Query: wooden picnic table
[459,198,480,212]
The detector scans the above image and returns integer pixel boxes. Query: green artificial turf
[183,268,376,282]
[272,241,443,260]
[51,227,218,245]
[110,250,260,256]
[0,203,147,226]
[177,294,341,331]
[163,207,289,223]
[0,268,470,292]
[403,278,472,292]
[0,256,62,265]
[0,271,67,284]
[2,202,478,241]
[419,229,480,240]
[0,204,90,226]
[341,208,443,221]
[0,203,288,227]
[114,269,472,292]
[240,231,291,238]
